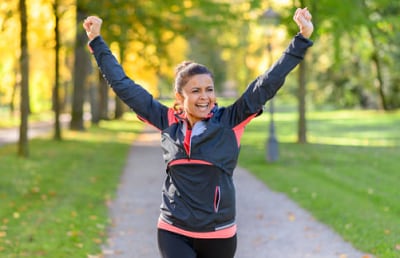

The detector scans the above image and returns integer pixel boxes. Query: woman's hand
[83,16,103,41]
[293,7,313,39]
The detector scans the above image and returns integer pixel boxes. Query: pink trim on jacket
[168,159,213,166]
[232,113,259,146]
[158,218,237,239]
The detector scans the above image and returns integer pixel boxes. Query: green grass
[239,109,400,258]
[0,115,144,257]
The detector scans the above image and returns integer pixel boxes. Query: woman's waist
[158,215,236,239]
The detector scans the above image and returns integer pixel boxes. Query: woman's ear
[175,92,184,103]
[173,92,184,113]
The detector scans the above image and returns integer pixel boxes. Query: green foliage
[0,118,143,257]
[305,0,400,109]
[239,109,400,257]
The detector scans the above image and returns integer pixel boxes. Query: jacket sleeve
[225,33,313,127]
[89,36,170,130]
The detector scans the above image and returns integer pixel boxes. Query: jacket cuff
[284,33,313,59]
[87,36,103,54]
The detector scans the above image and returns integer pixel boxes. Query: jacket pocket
[214,186,221,212]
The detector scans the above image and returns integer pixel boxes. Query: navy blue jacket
[89,34,313,234]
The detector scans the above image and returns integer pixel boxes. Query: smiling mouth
[195,103,210,111]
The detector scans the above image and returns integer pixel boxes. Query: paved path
[0,114,71,147]
[102,127,371,258]
[0,121,53,146]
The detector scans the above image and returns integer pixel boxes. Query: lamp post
[260,7,280,162]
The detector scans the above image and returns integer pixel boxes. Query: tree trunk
[114,47,126,119]
[362,0,388,111]
[53,0,62,140]
[18,0,29,157]
[70,7,89,131]
[115,97,125,119]
[89,82,100,125]
[296,0,309,144]
[371,49,388,110]
[10,69,18,113]
[98,71,109,120]
[297,61,307,144]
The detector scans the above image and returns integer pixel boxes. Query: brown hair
[174,61,213,94]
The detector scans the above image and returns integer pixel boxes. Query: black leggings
[157,229,237,258]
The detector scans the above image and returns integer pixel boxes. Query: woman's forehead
[184,74,214,88]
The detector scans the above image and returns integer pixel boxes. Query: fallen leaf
[395,244,400,250]
[311,192,317,199]
[256,213,264,220]
[0,231,6,238]
[102,249,115,255]
[31,187,40,193]
[288,212,296,222]
[48,191,57,197]
[87,255,102,258]
[92,238,102,244]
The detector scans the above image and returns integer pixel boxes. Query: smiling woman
[83,8,314,258]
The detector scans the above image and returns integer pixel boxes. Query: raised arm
[225,8,314,126]
[83,16,170,130]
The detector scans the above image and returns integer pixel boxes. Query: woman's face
[176,74,216,127]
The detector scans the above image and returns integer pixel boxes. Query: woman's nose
[199,91,207,99]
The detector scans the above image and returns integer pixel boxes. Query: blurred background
[1,2,399,257]
[1,0,399,130]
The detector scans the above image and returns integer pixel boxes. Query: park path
[0,114,71,147]
[0,121,54,146]
[101,126,372,258]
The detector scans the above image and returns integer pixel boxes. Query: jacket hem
[157,216,237,239]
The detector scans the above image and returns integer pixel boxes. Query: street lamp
[260,7,280,162]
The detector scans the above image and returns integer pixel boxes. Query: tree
[302,0,400,111]
[361,0,400,110]
[284,0,314,144]
[18,0,29,157]
[70,2,90,131]
[53,0,62,140]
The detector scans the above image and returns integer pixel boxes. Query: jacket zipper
[183,124,192,159]
[214,186,221,212]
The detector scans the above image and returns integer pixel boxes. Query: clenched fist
[293,7,313,39]
[83,16,103,41]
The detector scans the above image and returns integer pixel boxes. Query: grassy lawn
[0,114,143,257]
[238,109,400,258]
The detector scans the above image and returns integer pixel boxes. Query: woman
[83,7,313,258]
